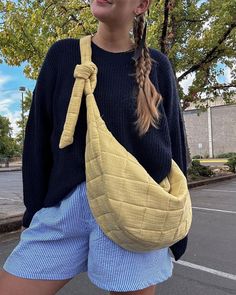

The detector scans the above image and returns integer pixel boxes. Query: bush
[192,155,203,159]
[225,157,236,173]
[188,159,214,177]
[216,152,236,158]
[192,154,209,159]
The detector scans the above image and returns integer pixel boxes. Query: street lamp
[19,86,26,147]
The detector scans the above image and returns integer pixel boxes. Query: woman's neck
[91,26,135,53]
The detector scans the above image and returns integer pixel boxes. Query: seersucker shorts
[3,181,173,292]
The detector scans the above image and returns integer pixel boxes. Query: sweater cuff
[22,209,38,228]
[169,234,188,261]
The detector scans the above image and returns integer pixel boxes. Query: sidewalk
[0,161,22,172]
[0,166,236,234]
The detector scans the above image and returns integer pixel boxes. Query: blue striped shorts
[3,181,173,292]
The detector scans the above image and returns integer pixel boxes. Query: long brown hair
[131,0,163,137]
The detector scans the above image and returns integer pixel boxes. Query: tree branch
[178,22,236,81]
[211,83,236,90]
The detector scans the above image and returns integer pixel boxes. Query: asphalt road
[0,171,25,219]
[0,178,235,295]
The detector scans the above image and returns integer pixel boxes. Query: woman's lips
[96,0,112,5]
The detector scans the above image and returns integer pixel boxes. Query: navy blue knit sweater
[22,37,188,260]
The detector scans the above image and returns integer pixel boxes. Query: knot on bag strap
[59,61,98,149]
[74,62,96,80]
[74,62,98,95]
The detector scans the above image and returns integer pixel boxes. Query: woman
[0,0,188,294]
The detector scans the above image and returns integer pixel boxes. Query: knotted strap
[59,36,97,149]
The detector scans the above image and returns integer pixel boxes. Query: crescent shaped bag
[58,35,192,252]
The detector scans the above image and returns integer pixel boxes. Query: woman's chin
[92,11,113,23]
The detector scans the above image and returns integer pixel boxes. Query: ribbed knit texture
[22,38,188,260]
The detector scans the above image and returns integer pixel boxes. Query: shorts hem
[3,265,86,281]
[87,271,173,292]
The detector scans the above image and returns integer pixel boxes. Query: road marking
[173,259,236,281]
[192,206,236,214]
[202,189,236,193]
[0,198,18,202]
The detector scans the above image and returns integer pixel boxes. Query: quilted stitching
[59,35,192,252]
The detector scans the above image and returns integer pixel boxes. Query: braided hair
[131,0,163,137]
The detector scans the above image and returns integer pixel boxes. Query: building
[183,96,236,157]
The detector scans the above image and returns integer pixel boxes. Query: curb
[0,167,22,172]
[0,173,236,234]
[187,173,236,188]
[0,214,23,234]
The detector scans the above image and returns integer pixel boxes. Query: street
[0,171,24,221]
[0,176,235,294]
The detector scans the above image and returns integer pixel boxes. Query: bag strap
[59,35,98,149]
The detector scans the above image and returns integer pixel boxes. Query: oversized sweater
[22,37,188,260]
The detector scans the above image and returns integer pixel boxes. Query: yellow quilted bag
[59,35,192,252]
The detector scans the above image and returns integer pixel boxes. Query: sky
[0,0,233,138]
[0,60,35,137]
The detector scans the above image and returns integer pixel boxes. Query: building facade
[183,98,236,158]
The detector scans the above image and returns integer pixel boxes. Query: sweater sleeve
[156,52,188,261]
[157,54,188,177]
[22,43,57,228]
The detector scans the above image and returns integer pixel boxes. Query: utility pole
[19,86,26,149]
[207,98,214,158]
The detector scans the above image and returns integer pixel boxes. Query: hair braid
[131,3,163,137]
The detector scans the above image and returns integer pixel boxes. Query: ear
[136,0,150,15]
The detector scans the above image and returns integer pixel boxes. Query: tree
[0,0,235,106]
[0,0,95,79]
[149,0,236,109]
[0,115,20,158]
